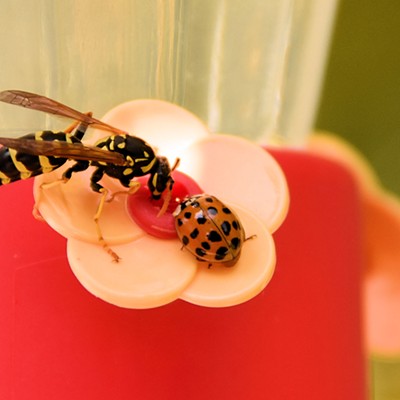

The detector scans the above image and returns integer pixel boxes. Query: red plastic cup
[0,148,367,399]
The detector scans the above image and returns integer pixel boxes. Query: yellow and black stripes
[0,89,176,263]
[0,131,70,185]
[91,134,172,196]
[0,130,174,203]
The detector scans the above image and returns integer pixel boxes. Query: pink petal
[67,235,197,309]
[178,135,289,232]
[88,99,210,161]
[33,99,210,243]
[33,100,283,309]
[33,167,143,244]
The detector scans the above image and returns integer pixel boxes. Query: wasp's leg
[156,177,176,218]
[94,188,121,263]
[157,186,172,217]
[32,206,45,221]
[106,180,141,203]
[33,177,67,221]
[155,157,180,217]
[33,160,90,220]
[63,111,93,135]
[62,160,90,180]
[89,166,105,193]
[90,167,121,262]
[37,159,90,190]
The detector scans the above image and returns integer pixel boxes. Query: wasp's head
[147,156,174,199]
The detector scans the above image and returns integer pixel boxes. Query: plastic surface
[0,148,367,399]
[0,1,338,145]
[127,171,203,239]
[309,133,400,356]
[32,99,286,308]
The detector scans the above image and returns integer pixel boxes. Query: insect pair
[0,90,246,266]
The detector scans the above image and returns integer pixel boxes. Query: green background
[316,0,400,195]
[316,1,400,398]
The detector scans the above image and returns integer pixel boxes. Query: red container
[0,149,367,399]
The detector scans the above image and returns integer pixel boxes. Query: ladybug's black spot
[207,230,222,242]
[216,246,228,255]
[231,237,241,249]
[182,236,189,246]
[190,228,199,239]
[201,241,211,250]
[184,211,192,219]
[222,207,232,214]
[195,248,207,258]
[205,197,214,202]
[207,207,218,217]
[177,218,183,227]
[232,220,239,230]
[195,211,207,225]
[221,221,231,236]
[215,246,229,260]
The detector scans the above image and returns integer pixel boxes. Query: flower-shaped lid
[34,99,289,309]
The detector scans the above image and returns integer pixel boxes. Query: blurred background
[0,0,399,398]
[317,1,400,398]
[317,0,400,197]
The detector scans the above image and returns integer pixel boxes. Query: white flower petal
[34,166,143,244]
[67,235,197,309]
[178,134,289,232]
[32,98,210,244]
[180,201,276,307]
[88,99,210,162]
[32,99,286,310]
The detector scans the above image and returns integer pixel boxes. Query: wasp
[0,90,176,262]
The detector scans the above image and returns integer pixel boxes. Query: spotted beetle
[173,194,247,267]
[0,90,175,261]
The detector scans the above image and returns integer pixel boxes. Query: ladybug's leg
[244,234,257,242]
[194,257,213,268]
[90,167,121,263]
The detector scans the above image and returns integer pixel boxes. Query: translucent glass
[0,0,337,144]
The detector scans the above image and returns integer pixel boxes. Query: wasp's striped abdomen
[0,131,74,185]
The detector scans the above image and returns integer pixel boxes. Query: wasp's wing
[0,137,127,166]
[0,90,127,136]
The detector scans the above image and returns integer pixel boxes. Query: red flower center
[127,171,203,239]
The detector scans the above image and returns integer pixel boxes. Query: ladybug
[173,194,246,267]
